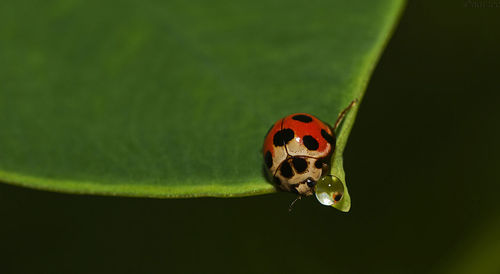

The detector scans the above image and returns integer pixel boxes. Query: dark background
[1,1,499,273]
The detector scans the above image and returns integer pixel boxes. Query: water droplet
[315,175,344,206]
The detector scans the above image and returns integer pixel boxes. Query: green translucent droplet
[315,175,345,206]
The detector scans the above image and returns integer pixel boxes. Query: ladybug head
[290,177,316,196]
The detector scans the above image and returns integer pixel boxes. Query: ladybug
[262,113,335,196]
[262,101,356,197]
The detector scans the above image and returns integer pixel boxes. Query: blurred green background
[1,1,500,274]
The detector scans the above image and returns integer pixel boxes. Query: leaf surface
[0,0,405,204]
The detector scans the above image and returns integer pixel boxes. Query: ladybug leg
[288,195,302,212]
[333,99,358,131]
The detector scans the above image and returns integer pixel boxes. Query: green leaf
[0,0,405,206]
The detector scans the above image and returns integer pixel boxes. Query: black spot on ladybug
[292,114,313,123]
[290,185,299,194]
[273,176,281,185]
[334,193,343,201]
[321,129,335,145]
[292,157,308,173]
[303,135,319,150]
[306,178,316,188]
[314,158,324,169]
[264,151,273,169]
[273,129,295,147]
[280,161,294,178]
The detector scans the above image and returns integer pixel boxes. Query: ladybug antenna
[288,195,302,212]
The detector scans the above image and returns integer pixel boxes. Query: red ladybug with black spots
[262,101,356,196]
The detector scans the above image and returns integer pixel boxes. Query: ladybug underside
[263,114,336,196]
